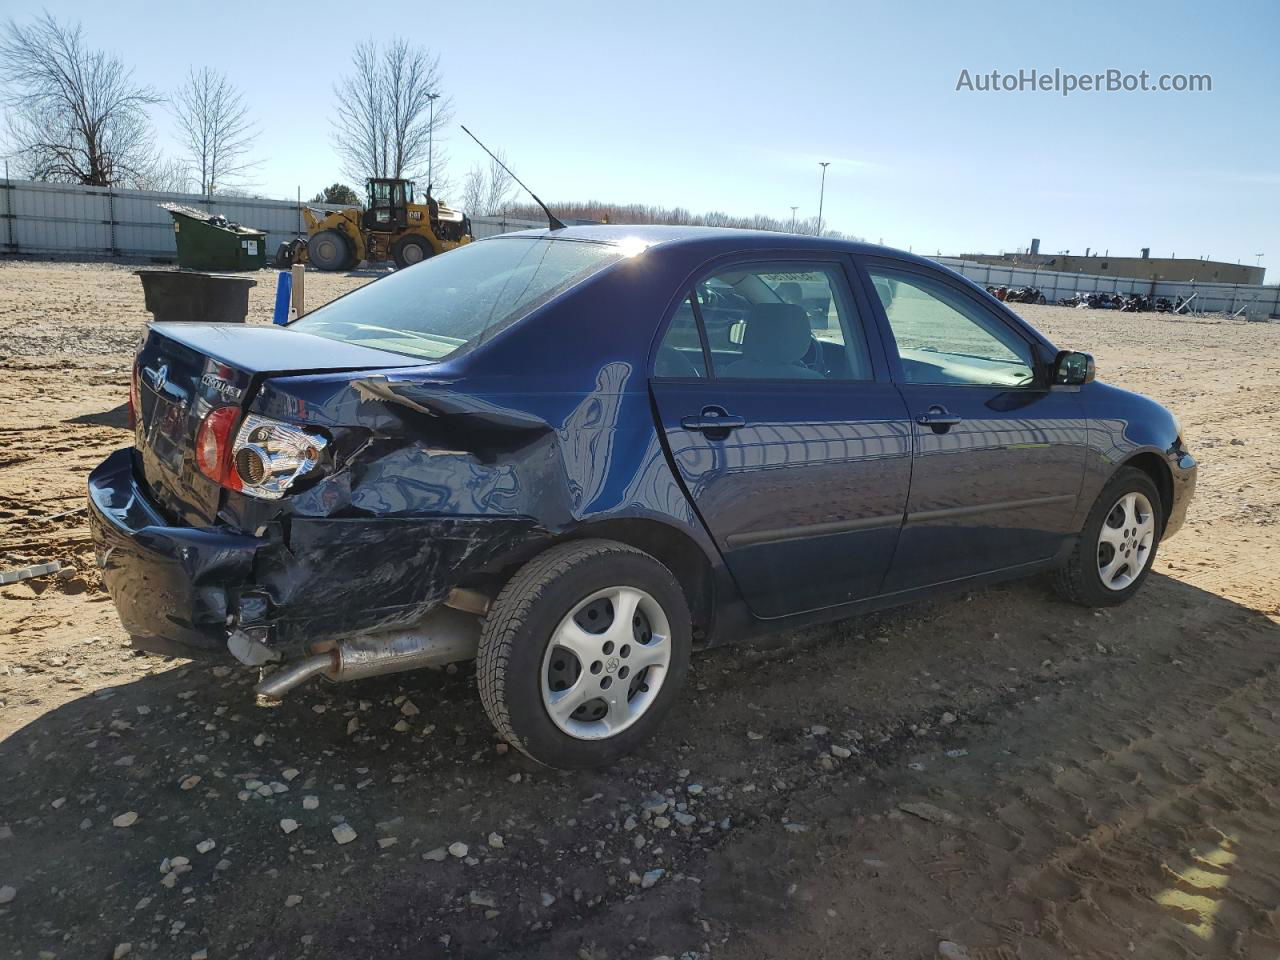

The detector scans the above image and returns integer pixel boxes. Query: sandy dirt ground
[0,259,1277,960]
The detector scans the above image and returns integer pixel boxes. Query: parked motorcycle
[1004,286,1047,304]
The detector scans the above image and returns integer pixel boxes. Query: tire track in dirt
[713,598,1280,960]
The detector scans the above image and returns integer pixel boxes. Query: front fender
[1078,380,1190,529]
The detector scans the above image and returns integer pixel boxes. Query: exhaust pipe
[255,652,334,701]
[255,606,480,703]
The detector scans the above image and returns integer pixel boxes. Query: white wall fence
[0,178,545,260]
[935,256,1280,320]
[3,178,1276,318]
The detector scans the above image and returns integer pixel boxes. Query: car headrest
[741,303,812,363]
[775,281,803,304]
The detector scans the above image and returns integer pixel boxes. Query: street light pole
[816,162,830,236]
[427,93,440,194]
[790,206,798,232]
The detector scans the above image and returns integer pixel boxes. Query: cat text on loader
[276,179,473,271]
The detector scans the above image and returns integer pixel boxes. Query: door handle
[681,406,745,433]
[915,405,962,428]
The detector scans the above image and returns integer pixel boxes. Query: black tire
[476,539,692,769]
[392,234,433,269]
[1055,466,1163,607]
[308,229,351,271]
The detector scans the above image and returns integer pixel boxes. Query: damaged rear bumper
[88,447,542,661]
[89,449,258,657]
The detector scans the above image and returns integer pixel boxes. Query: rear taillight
[194,406,243,491]
[128,362,141,430]
[230,414,328,500]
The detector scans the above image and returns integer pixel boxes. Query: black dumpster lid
[135,268,258,286]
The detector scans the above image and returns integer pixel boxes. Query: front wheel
[1055,466,1163,607]
[307,229,352,271]
[476,540,691,769]
[391,234,432,269]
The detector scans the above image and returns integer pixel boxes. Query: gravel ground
[0,259,1278,960]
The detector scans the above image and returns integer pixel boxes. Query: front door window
[869,268,1036,388]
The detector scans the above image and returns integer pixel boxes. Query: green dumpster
[162,203,268,271]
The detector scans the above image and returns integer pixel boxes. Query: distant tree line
[500,201,857,239]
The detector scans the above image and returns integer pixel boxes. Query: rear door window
[692,263,872,381]
[653,293,708,378]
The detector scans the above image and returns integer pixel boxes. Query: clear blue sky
[16,0,1280,269]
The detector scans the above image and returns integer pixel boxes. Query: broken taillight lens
[230,414,328,500]
[194,406,243,491]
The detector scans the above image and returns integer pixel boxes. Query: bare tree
[172,67,257,197]
[461,151,515,216]
[481,153,515,215]
[332,39,451,190]
[461,165,485,216]
[131,156,193,193]
[0,13,161,185]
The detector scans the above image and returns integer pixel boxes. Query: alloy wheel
[540,586,672,740]
[1097,491,1156,591]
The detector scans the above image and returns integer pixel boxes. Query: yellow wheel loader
[277,178,472,271]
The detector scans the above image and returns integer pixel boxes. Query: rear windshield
[291,237,623,360]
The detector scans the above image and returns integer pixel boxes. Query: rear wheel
[1055,466,1163,607]
[476,540,691,769]
[307,229,351,271]
[392,234,432,269]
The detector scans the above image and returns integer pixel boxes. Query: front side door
[858,259,1088,592]
[650,257,912,619]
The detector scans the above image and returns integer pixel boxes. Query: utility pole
[790,206,798,232]
[427,93,440,193]
[816,162,830,236]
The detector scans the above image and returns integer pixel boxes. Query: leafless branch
[129,155,193,193]
[332,39,451,192]
[0,12,162,186]
[461,151,516,216]
[172,66,258,197]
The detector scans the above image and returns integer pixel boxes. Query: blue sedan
[87,226,1197,768]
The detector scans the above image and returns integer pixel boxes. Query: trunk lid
[134,323,431,525]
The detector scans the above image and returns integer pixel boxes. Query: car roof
[481,223,940,269]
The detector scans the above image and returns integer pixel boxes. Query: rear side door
[650,256,912,619]
[857,258,1088,592]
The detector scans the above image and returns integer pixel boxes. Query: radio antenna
[460,125,566,231]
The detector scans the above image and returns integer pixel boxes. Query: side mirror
[1053,350,1095,385]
